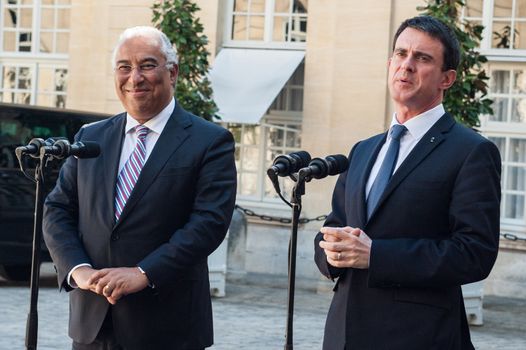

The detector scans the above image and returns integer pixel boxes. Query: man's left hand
[319,226,372,269]
[87,267,150,304]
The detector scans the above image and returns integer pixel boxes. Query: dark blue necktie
[367,124,407,219]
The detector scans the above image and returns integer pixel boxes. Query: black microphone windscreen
[75,141,101,158]
[327,154,349,175]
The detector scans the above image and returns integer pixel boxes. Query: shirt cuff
[67,263,92,288]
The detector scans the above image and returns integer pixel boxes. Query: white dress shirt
[67,98,175,287]
[365,104,446,199]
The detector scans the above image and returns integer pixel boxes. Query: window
[0,63,67,107]
[0,0,70,108]
[227,0,308,47]
[224,62,304,203]
[1,0,71,54]
[462,0,526,55]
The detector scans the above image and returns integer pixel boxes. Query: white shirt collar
[389,104,445,141]
[124,98,175,135]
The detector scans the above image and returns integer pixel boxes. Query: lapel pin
[430,137,435,143]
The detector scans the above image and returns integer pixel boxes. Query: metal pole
[284,180,305,350]
[25,157,47,350]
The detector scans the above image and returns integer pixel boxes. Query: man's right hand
[71,266,97,290]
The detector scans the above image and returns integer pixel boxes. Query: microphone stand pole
[25,151,50,350]
[284,177,305,350]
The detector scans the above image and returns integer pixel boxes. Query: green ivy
[152,0,217,121]
[418,0,493,128]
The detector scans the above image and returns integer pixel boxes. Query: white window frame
[462,0,526,61]
[224,0,307,49]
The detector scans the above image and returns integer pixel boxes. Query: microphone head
[74,141,101,159]
[326,154,349,176]
[289,151,311,172]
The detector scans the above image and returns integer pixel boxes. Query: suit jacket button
[111,234,119,241]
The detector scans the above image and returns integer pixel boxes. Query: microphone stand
[284,175,306,350]
[24,150,52,350]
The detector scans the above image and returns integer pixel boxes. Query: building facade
[1,0,525,297]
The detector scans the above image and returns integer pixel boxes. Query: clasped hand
[319,226,372,269]
[71,266,149,304]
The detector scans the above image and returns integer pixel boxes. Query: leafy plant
[418,0,493,128]
[152,0,218,121]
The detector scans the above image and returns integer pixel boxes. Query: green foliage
[152,0,217,121]
[418,0,493,128]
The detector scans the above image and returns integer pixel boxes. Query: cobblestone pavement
[0,264,525,349]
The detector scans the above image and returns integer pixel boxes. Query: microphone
[298,154,349,180]
[41,139,101,159]
[15,137,69,159]
[267,151,312,177]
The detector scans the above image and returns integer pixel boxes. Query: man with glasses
[44,26,237,350]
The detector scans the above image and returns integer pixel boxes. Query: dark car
[0,103,108,281]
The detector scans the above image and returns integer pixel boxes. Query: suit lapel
[113,104,192,229]
[101,114,126,226]
[367,113,456,222]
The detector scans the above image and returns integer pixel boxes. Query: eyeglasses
[115,63,163,76]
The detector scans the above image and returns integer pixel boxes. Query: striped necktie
[367,124,407,219]
[114,125,149,221]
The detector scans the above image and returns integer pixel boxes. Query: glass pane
[509,138,526,162]
[290,16,307,42]
[266,149,282,165]
[3,32,16,51]
[232,15,247,40]
[504,194,524,219]
[241,125,259,145]
[38,66,54,91]
[234,0,249,12]
[289,88,304,111]
[240,173,257,195]
[490,97,509,121]
[516,22,526,50]
[491,70,510,93]
[57,8,70,29]
[507,166,526,191]
[18,67,31,89]
[39,31,53,52]
[492,22,514,48]
[294,0,308,13]
[251,0,265,13]
[55,94,66,108]
[15,92,31,104]
[42,0,54,4]
[37,93,53,107]
[234,147,241,169]
[242,147,259,171]
[19,31,32,52]
[494,0,513,17]
[20,8,32,27]
[228,124,242,142]
[275,0,290,13]
[2,67,16,89]
[268,126,285,147]
[464,0,483,17]
[264,176,279,198]
[57,0,72,4]
[40,8,54,29]
[513,69,525,93]
[511,97,526,123]
[518,0,526,17]
[285,128,300,147]
[248,15,264,40]
[273,15,288,42]
[56,32,69,53]
[488,136,505,155]
[3,9,16,27]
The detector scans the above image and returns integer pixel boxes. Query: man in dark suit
[43,26,236,350]
[314,16,501,350]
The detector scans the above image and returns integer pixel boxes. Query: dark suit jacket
[43,102,237,349]
[314,113,501,350]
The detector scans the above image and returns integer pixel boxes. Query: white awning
[209,48,305,124]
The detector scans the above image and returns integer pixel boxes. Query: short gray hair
[112,26,178,69]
